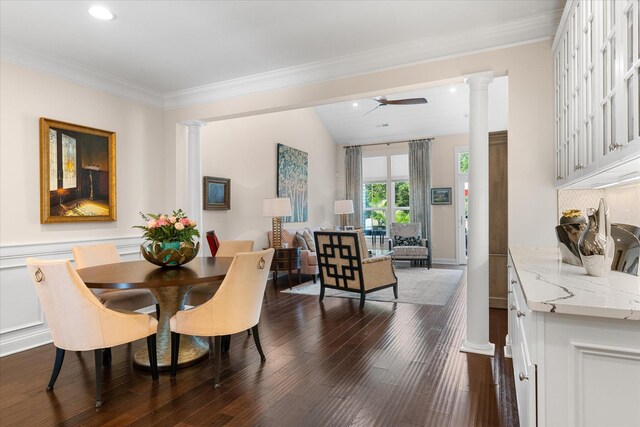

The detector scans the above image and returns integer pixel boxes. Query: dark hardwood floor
[0,266,518,426]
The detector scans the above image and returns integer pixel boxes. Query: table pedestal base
[134,285,209,371]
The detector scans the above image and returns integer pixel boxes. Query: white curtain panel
[409,139,432,268]
[344,146,362,227]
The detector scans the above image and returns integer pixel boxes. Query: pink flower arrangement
[134,209,199,244]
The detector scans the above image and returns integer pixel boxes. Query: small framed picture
[203,177,230,210]
[431,187,452,205]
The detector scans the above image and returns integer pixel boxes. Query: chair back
[390,222,421,238]
[204,249,274,332]
[206,230,220,256]
[314,231,365,291]
[72,244,121,295]
[72,243,121,269]
[216,240,254,257]
[26,258,109,351]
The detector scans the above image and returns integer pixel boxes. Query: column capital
[463,71,494,89]
[181,120,207,128]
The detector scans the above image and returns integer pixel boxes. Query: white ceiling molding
[0,42,164,109]
[1,8,560,111]
[163,8,560,109]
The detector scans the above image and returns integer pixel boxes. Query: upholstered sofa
[268,227,320,282]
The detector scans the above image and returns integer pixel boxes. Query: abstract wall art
[277,143,308,222]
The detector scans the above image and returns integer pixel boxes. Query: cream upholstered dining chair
[72,243,159,317]
[26,258,159,408]
[186,240,255,306]
[169,248,274,387]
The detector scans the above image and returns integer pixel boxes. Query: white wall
[0,61,165,356]
[200,108,337,252]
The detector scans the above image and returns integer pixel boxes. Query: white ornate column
[460,71,495,357]
[182,120,206,256]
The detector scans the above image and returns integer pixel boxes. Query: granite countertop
[509,246,640,320]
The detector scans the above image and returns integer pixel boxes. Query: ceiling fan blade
[383,98,428,105]
[363,104,382,116]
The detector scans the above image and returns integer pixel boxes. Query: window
[362,154,410,236]
[49,128,78,192]
[458,151,469,174]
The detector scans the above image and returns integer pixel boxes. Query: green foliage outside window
[459,152,469,174]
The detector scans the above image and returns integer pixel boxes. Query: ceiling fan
[364,96,428,116]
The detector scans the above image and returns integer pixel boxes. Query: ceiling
[0,1,564,108]
[314,76,508,145]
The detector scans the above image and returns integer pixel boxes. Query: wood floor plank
[0,269,519,426]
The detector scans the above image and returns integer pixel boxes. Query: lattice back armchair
[388,222,430,267]
[314,231,398,309]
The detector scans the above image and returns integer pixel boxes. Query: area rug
[281,265,464,306]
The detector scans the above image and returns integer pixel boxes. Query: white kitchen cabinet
[506,247,640,427]
[554,0,640,187]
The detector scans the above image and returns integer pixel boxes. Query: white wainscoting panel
[0,236,143,357]
[569,342,640,427]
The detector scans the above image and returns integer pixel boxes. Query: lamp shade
[263,198,292,217]
[334,200,354,215]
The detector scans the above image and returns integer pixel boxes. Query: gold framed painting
[39,118,117,223]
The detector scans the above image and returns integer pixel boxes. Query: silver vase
[578,198,615,277]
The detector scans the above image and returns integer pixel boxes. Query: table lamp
[263,197,292,248]
[334,200,354,229]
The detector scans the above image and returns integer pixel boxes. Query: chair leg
[147,335,159,381]
[319,284,325,302]
[359,293,366,310]
[102,348,112,366]
[247,329,252,336]
[251,325,266,362]
[213,336,222,389]
[170,332,181,378]
[313,275,317,283]
[94,349,103,408]
[155,303,161,319]
[393,283,398,299]
[46,347,65,391]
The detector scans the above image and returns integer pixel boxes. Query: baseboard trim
[0,328,52,358]
[432,258,459,265]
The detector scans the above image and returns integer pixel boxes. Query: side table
[269,247,302,289]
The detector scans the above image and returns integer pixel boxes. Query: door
[455,146,469,265]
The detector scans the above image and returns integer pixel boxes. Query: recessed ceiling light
[352,102,359,107]
[450,87,457,93]
[89,6,115,20]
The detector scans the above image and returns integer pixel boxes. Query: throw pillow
[293,232,309,250]
[303,229,316,252]
[394,235,421,247]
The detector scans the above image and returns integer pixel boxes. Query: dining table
[76,256,233,371]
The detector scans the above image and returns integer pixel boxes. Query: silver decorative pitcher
[578,198,615,277]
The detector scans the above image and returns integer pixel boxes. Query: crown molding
[163,9,562,109]
[0,42,165,109]
[1,8,562,111]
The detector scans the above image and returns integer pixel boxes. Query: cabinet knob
[609,143,623,151]
[510,304,516,311]
[516,310,525,318]
[511,279,517,285]
[507,290,513,295]
[519,372,529,381]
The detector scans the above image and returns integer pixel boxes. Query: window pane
[49,129,57,191]
[394,181,409,207]
[62,133,76,189]
[364,182,386,209]
[363,156,386,181]
[458,152,469,174]
[390,154,408,179]
[394,210,410,223]
[628,78,634,142]
[363,210,386,229]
